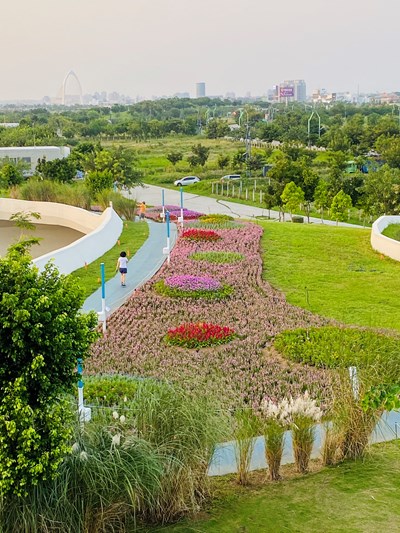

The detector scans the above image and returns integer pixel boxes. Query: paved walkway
[82,219,177,315]
[128,183,364,228]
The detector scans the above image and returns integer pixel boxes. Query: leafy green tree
[217,154,230,169]
[85,169,114,196]
[375,135,400,168]
[0,163,24,186]
[82,145,142,189]
[36,157,76,183]
[330,190,352,225]
[314,180,331,222]
[358,164,400,218]
[281,181,305,221]
[187,143,210,168]
[0,243,98,496]
[166,151,183,166]
[205,119,229,139]
[9,211,41,241]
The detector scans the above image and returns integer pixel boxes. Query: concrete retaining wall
[0,198,123,275]
[371,215,400,262]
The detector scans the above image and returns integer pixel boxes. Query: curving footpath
[82,219,177,315]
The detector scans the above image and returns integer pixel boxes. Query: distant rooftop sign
[279,87,294,98]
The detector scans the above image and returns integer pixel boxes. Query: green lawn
[70,220,148,299]
[259,221,400,332]
[382,224,400,242]
[156,442,400,533]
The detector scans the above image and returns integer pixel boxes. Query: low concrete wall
[371,215,400,262]
[0,198,123,275]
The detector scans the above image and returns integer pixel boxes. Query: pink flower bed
[165,275,221,291]
[145,205,203,222]
[89,223,330,409]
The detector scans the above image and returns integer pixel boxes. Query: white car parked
[174,176,201,186]
[220,174,241,181]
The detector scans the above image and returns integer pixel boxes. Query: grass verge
[70,220,148,299]
[155,442,400,533]
[259,221,400,332]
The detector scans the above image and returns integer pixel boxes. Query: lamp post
[163,211,171,264]
[161,188,165,221]
[391,103,400,132]
[306,105,321,148]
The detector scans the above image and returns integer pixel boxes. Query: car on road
[220,174,241,181]
[174,176,201,186]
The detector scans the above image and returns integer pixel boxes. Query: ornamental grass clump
[323,369,380,464]
[260,399,289,481]
[285,392,323,473]
[181,228,221,241]
[165,322,237,349]
[232,409,260,486]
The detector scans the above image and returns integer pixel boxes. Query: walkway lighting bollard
[77,358,91,425]
[161,189,165,221]
[178,187,184,226]
[163,211,171,264]
[97,263,107,334]
[349,366,359,400]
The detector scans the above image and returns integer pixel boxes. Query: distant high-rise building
[196,82,206,98]
[278,80,306,102]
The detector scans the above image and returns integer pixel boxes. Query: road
[127,184,363,228]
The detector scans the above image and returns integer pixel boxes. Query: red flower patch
[181,228,221,241]
[165,322,236,348]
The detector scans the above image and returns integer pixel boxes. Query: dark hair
[120,251,127,257]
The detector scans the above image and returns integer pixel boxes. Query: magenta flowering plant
[146,205,203,222]
[165,275,221,291]
[165,322,237,348]
[154,275,233,299]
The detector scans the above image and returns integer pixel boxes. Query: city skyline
[2,0,400,101]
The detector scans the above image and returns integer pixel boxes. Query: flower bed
[165,322,237,348]
[154,275,233,299]
[181,228,221,241]
[145,205,203,222]
[89,222,330,409]
[190,251,244,264]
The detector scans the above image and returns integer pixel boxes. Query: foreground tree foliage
[0,243,98,496]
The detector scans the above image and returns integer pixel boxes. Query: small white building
[0,146,70,175]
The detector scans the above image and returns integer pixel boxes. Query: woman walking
[116,251,128,286]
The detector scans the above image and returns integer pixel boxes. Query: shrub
[181,228,221,241]
[0,382,228,530]
[292,215,304,223]
[83,375,141,406]
[165,322,237,348]
[199,213,234,224]
[274,326,400,385]
[96,190,137,220]
[190,251,244,264]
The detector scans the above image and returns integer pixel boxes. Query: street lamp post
[391,103,400,132]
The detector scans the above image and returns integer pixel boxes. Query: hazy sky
[2,0,399,101]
